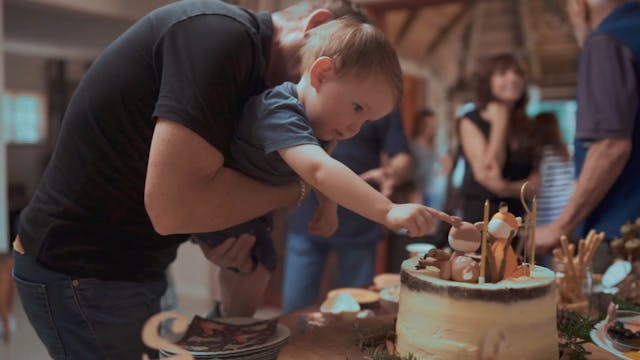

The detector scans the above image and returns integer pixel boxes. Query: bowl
[320,292,360,314]
[327,288,380,306]
[379,284,400,314]
[373,273,400,291]
[606,310,640,351]
[405,243,436,259]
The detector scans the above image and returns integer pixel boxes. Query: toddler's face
[305,71,396,141]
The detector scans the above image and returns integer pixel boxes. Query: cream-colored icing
[396,258,559,360]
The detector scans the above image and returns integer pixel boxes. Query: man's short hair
[280,0,369,23]
[299,17,403,104]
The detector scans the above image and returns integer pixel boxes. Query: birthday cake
[396,259,558,359]
[395,202,558,359]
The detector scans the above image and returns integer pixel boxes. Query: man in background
[536,0,639,273]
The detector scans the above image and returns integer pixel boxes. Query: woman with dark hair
[533,112,574,225]
[457,54,540,222]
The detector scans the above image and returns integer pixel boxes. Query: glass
[552,258,593,298]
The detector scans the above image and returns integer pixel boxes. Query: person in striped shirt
[534,112,575,226]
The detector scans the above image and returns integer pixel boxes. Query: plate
[591,319,632,359]
[373,273,400,290]
[327,288,380,304]
[163,321,290,357]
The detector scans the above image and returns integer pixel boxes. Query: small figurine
[610,218,640,261]
[448,218,482,256]
[487,202,521,280]
[417,249,452,280]
[451,255,480,283]
[447,218,482,283]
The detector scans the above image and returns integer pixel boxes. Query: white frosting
[396,257,559,360]
[403,257,556,290]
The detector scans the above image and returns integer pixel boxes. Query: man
[282,110,412,313]
[11,1,365,358]
[536,0,639,273]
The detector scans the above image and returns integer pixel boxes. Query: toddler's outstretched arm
[279,144,455,237]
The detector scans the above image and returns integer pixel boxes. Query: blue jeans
[13,251,167,360]
[282,231,376,313]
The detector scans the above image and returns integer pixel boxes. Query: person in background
[409,109,439,207]
[11,1,368,358]
[457,54,540,223]
[282,110,413,313]
[532,112,575,267]
[533,112,574,226]
[536,0,639,274]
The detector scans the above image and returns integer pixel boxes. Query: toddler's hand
[308,204,339,237]
[384,204,434,237]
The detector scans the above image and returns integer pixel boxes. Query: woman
[457,54,539,222]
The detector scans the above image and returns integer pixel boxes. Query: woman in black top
[457,54,540,222]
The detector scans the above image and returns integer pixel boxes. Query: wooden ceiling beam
[355,0,475,11]
[394,10,419,44]
[424,4,470,57]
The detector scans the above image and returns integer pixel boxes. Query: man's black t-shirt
[18,0,273,281]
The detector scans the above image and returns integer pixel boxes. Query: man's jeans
[282,231,376,314]
[13,251,166,359]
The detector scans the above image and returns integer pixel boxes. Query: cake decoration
[395,196,559,359]
[610,217,640,261]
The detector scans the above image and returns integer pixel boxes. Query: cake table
[277,307,617,359]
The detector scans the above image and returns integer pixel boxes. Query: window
[1,92,47,144]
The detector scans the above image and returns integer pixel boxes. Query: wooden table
[277,309,617,360]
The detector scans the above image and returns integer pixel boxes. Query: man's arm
[145,119,300,235]
[536,138,631,252]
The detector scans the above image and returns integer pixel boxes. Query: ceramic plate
[591,319,632,360]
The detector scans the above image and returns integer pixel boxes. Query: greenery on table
[557,309,599,360]
[351,321,416,360]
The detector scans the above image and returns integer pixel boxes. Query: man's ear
[304,9,333,32]
[309,56,334,90]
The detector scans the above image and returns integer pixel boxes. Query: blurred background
[0,0,581,357]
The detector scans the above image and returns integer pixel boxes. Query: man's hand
[534,223,565,255]
[361,167,395,197]
[197,234,256,273]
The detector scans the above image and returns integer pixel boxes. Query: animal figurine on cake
[487,202,521,280]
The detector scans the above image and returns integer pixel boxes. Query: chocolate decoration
[401,270,555,303]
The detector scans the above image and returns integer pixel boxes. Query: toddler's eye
[353,103,363,113]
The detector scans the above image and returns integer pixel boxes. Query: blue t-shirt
[193,81,329,272]
[228,81,327,185]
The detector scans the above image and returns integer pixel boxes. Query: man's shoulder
[147,0,261,35]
